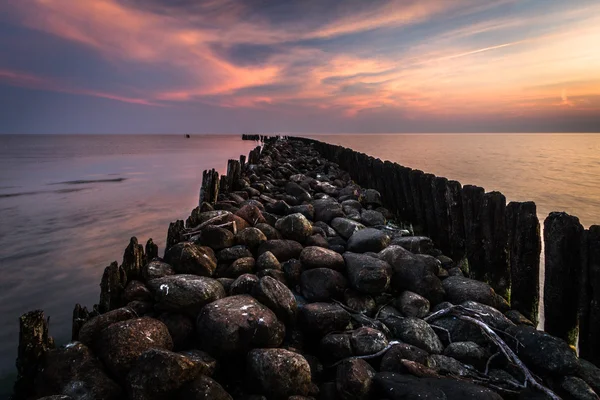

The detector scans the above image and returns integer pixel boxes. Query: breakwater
[12,137,600,400]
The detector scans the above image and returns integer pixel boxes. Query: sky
[1,0,599,134]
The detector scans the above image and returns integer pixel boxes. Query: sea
[1,133,599,395]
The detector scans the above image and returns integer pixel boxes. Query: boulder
[578,359,600,395]
[123,280,152,303]
[558,376,600,400]
[256,251,282,271]
[347,228,390,253]
[217,245,253,264]
[258,240,303,262]
[331,218,366,240]
[196,295,285,356]
[247,348,313,398]
[197,226,235,250]
[147,275,225,315]
[285,181,312,203]
[229,273,260,295]
[321,333,353,364]
[442,277,509,311]
[275,213,313,243]
[304,233,329,248]
[383,317,443,354]
[394,291,430,318]
[336,359,375,400]
[96,317,173,377]
[350,327,388,356]
[380,343,429,372]
[256,223,282,240]
[390,236,434,254]
[78,307,136,347]
[252,276,298,325]
[379,245,445,304]
[313,198,344,223]
[443,342,489,371]
[283,258,303,287]
[299,303,351,336]
[235,227,267,251]
[300,268,347,302]
[344,290,376,316]
[360,210,386,227]
[142,260,174,281]
[343,253,392,294]
[218,257,255,279]
[164,242,217,276]
[361,189,382,207]
[289,204,315,221]
[236,204,267,225]
[300,246,345,271]
[177,375,232,399]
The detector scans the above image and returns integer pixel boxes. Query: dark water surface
[1,133,599,395]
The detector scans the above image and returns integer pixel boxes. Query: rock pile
[14,138,600,400]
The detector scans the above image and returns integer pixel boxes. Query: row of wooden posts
[287,136,599,365]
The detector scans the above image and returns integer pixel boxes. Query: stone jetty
[12,137,600,400]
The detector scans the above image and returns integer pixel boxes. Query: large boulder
[95,317,173,377]
[506,325,580,376]
[299,302,351,336]
[442,277,509,311]
[252,276,298,325]
[33,342,123,400]
[300,268,347,302]
[142,260,174,281]
[347,228,390,253]
[300,246,345,271]
[343,253,392,294]
[78,307,136,347]
[275,213,313,243]
[331,218,366,240]
[196,295,285,356]
[164,242,217,276]
[379,245,445,304]
[247,349,313,398]
[147,274,225,315]
[258,240,303,262]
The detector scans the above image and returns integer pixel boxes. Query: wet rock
[506,324,580,375]
[336,359,375,400]
[331,218,366,240]
[350,327,388,356]
[557,376,599,400]
[265,199,291,215]
[361,189,382,208]
[235,227,267,251]
[96,317,173,377]
[314,221,338,237]
[126,348,204,400]
[344,290,376,316]
[230,274,260,295]
[442,276,509,311]
[157,313,194,350]
[347,228,390,253]
[299,302,351,336]
[383,317,444,354]
[373,372,503,400]
[147,274,225,315]
[275,213,313,243]
[178,375,232,400]
[196,295,285,356]
[578,359,600,394]
[321,333,353,363]
[289,204,315,221]
[256,251,282,271]
[258,240,303,262]
[164,242,217,276]
[460,301,514,331]
[285,181,312,203]
[283,258,303,287]
[218,257,255,278]
[305,233,329,248]
[432,316,487,346]
[447,267,464,277]
[360,210,386,227]
[247,348,313,398]
[218,277,235,293]
[314,198,345,223]
[123,280,152,303]
[252,276,298,325]
[390,236,434,254]
[343,252,392,294]
[197,226,235,250]
[300,268,347,302]
[443,342,489,371]
[142,260,175,281]
[505,310,535,326]
[33,342,123,400]
[78,306,137,347]
[379,245,445,305]
[300,246,345,271]
[127,300,153,316]
[236,204,267,225]
[377,305,403,320]
[394,291,430,318]
[256,223,282,240]
[256,268,288,285]
[380,343,429,372]
[436,255,454,269]
[177,349,217,376]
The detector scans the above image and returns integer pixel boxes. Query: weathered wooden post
[122,236,144,280]
[398,165,414,221]
[462,185,485,279]
[447,180,466,262]
[71,303,89,341]
[99,261,127,313]
[506,201,541,324]
[432,176,451,256]
[13,310,54,400]
[165,220,185,255]
[227,159,242,192]
[579,225,600,364]
[199,168,219,206]
[543,212,584,345]
[409,170,425,231]
[145,238,158,262]
[420,173,437,240]
[480,191,509,299]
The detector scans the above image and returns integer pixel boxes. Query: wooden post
[409,170,425,231]
[13,310,54,400]
[579,225,600,363]
[462,185,485,279]
[145,238,158,262]
[122,236,144,280]
[227,159,242,192]
[447,180,466,262]
[199,169,219,206]
[99,261,127,313]
[480,191,509,300]
[432,176,451,256]
[71,303,90,341]
[506,201,541,324]
[165,220,185,255]
[419,173,437,241]
[543,212,584,345]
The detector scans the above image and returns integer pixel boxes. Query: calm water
[1,133,599,395]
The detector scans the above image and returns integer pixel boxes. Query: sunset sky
[1,0,599,134]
